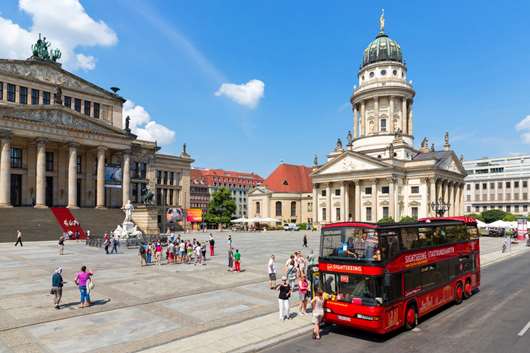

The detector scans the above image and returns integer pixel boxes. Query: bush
[502,213,517,222]
[467,213,484,222]
[481,209,506,224]
[377,216,395,225]
[298,223,308,230]
[399,216,417,224]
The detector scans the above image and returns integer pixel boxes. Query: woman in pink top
[298,275,309,315]
[74,265,93,308]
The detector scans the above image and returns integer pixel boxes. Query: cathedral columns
[122,150,131,207]
[96,146,106,209]
[389,96,394,133]
[354,180,361,221]
[360,101,366,136]
[344,182,350,221]
[429,178,437,216]
[34,138,47,208]
[401,98,407,134]
[67,142,78,208]
[389,177,395,220]
[372,179,378,222]
[340,182,346,221]
[312,186,318,225]
[353,104,358,139]
[326,183,331,223]
[447,181,453,216]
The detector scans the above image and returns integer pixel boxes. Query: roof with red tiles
[191,168,263,187]
[262,164,313,193]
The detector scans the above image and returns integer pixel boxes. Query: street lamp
[430,197,450,217]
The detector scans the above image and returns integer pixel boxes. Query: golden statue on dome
[379,9,385,32]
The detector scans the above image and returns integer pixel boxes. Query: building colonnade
[0,133,131,208]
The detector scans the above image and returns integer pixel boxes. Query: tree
[399,216,417,224]
[377,216,395,225]
[204,187,236,227]
[481,209,506,223]
[502,213,517,222]
[467,213,484,222]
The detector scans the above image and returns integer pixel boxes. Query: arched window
[275,201,282,217]
[256,201,261,214]
[291,201,296,217]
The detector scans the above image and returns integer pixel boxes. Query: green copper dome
[361,31,403,68]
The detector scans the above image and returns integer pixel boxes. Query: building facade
[0,37,192,229]
[191,168,263,218]
[311,14,466,224]
[190,169,210,211]
[248,164,313,225]
[463,155,530,215]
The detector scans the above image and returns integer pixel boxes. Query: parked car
[488,227,505,237]
[283,223,300,231]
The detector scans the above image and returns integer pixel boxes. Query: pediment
[0,60,120,100]
[437,153,466,175]
[314,151,390,176]
[249,186,270,195]
[0,106,128,137]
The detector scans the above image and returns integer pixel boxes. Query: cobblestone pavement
[0,233,524,353]
[0,230,319,353]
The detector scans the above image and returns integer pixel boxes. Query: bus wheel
[404,305,417,330]
[463,280,472,299]
[455,283,464,304]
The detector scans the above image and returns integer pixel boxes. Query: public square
[0,232,528,353]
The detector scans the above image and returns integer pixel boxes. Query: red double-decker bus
[317,216,479,334]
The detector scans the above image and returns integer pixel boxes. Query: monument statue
[389,143,394,158]
[54,86,62,105]
[347,130,353,146]
[31,34,61,63]
[444,131,449,145]
[336,138,343,151]
[420,137,429,148]
[141,184,155,205]
[125,116,131,131]
[379,9,385,32]
[313,154,319,166]
[123,199,134,222]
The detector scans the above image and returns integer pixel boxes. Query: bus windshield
[321,227,381,261]
[322,272,383,306]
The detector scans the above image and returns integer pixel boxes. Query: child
[233,249,241,272]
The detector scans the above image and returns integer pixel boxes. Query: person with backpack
[233,249,241,272]
[139,243,147,266]
[50,267,64,309]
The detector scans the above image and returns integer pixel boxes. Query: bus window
[383,272,402,303]
[322,273,336,297]
[322,228,381,261]
[404,268,421,294]
[400,227,419,250]
[417,227,434,247]
[467,226,479,239]
[321,230,343,257]
[380,232,400,260]
[335,275,383,306]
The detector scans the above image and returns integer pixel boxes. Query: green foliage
[467,213,484,222]
[203,187,236,225]
[481,209,506,223]
[502,213,517,222]
[399,216,417,224]
[298,223,308,230]
[377,216,395,225]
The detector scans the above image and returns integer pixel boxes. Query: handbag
[87,279,95,291]
[50,288,56,295]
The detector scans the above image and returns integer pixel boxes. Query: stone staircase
[70,208,124,237]
[0,207,62,242]
[0,207,125,242]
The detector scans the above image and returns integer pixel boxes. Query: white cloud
[215,79,265,109]
[123,100,175,145]
[0,0,117,71]
[515,115,530,144]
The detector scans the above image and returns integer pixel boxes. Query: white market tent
[487,220,513,229]
[248,217,279,223]
[476,220,487,229]
[230,217,249,223]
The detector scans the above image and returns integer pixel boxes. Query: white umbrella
[487,220,511,229]
[476,220,487,229]
[230,217,249,223]
[249,217,279,223]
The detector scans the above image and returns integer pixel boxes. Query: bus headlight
[325,308,332,313]
[355,314,380,321]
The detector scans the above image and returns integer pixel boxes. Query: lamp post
[430,197,450,217]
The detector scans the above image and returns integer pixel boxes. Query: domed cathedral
[311,10,466,225]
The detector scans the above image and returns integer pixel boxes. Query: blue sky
[1,0,530,177]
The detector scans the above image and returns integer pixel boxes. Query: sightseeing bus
[317,216,480,334]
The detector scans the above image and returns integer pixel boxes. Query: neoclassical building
[311,14,466,224]
[0,37,192,230]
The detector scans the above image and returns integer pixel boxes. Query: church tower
[351,10,416,156]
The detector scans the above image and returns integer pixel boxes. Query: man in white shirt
[268,255,277,289]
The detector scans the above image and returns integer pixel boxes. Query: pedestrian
[303,234,308,248]
[227,247,234,271]
[298,275,309,315]
[233,249,241,272]
[311,290,324,340]
[14,230,23,246]
[277,276,292,320]
[167,242,175,264]
[74,266,93,308]
[227,234,232,248]
[146,242,152,264]
[58,235,65,255]
[103,233,110,254]
[209,233,215,256]
[155,241,163,266]
[111,234,119,254]
[201,242,207,263]
[50,267,64,309]
[286,257,297,290]
[139,243,147,266]
[268,255,277,289]
[194,242,202,265]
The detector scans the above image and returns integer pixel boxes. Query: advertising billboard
[186,208,203,223]
[105,165,122,188]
